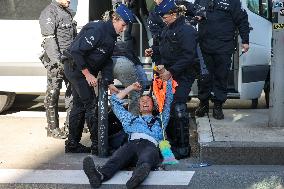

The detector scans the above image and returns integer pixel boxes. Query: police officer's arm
[230,0,250,50]
[39,7,61,63]
[167,27,198,77]
[101,58,119,93]
[70,27,103,71]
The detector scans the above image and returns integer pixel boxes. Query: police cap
[115,4,135,24]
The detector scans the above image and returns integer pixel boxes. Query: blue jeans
[112,56,148,115]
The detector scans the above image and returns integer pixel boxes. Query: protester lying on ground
[83,81,173,189]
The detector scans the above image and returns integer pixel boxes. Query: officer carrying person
[194,0,250,119]
[63,4,135,154]
[39,0,77,139]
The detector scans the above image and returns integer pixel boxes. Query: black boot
[171,145,191,160]
[65,140,91,153]
[83,155,103,188]
[45,89,67,139]
[213,102,224,120]
[126,163,151,189]
[195,101,209,117]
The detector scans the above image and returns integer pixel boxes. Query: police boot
[63,84,73,136]
[126,163,151,189]
[65,140,91,153]
[213,101,224,120]
[45,89,67,139]
[172,103,191,159]
[87,115,98,155]
[65,112,90,153]
[195,100,209,117]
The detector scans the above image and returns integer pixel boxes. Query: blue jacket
[159,16,198,78]
[110,80,174,142]
[69,20,117,84]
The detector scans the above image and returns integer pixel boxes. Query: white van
[0,0,272,113]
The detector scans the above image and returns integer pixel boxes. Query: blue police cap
[115,4,135,24]
[155,0,177,16]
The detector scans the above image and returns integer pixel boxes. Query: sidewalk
[196,109,284,165]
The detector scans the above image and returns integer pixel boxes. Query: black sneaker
[126,163,151,189]
[195,101,209,117]
[83,155,102,188]
[213,103,224,120]
[65,141,91,153]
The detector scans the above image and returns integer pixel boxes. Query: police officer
[147,0,207,77]
[194,0,250,119]
[64,4,135,154]
[146,0,198,159]
[39,0,76,139]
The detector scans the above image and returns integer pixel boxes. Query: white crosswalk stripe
[0,169,194,186]
[0,111,66,118]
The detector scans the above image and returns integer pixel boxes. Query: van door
[237,0,271,99]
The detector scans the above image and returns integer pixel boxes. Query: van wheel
[251,98,258,109]
[0,92,16,114]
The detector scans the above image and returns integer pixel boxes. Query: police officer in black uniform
[64,4,135,154]
[194,0,250,119]
[147,0,208,79]
[39,0,76,139]
[146,0,198,159]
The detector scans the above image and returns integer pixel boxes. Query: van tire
[0,92,16,114]
[251,98,258,109]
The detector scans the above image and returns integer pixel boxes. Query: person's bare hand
[85,74,97,87]
[160,70,172,81]
[241,43,249,53]
[154,65,165,75]
[145,48,153,57]
[131,82,142,91]
[108,84,119,94]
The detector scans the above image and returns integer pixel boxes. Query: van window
[260,0,270,19]
[0,0,51,20]
[247,0,260,15]
[247,0,272,20]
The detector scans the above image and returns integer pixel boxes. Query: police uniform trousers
[98,139,160,181]
[198,52,232,103]
[166,72,195,159]
[44,60,72,130]
[112,56,148,115]
[64,62,98,149]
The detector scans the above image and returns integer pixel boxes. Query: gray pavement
[1,94,284,188]
[197,109,284,165]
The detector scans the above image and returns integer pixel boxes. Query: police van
[0,0,272,113]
